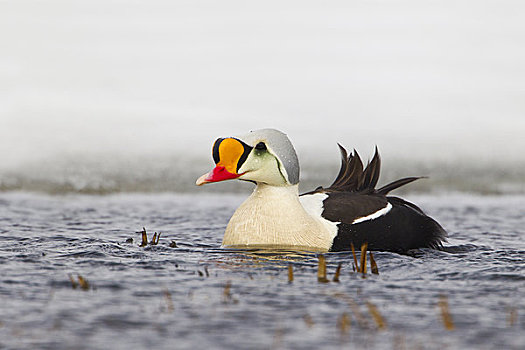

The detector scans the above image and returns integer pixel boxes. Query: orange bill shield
[196,138,252,185]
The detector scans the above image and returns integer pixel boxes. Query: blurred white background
[1,1,524,181]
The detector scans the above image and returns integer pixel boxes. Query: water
[1,191,524,349]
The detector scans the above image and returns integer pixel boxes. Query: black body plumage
[301,145,447,252]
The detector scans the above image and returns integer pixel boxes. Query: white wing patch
[299,193,339,241]
[352,202,392,224]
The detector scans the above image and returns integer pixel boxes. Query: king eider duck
[196,128,447,252]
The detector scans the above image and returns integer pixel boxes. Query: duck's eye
[255,142,267,151]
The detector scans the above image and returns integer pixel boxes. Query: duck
[196,128,447,252]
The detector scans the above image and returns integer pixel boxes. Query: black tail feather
[321,145,422,194]
[329,145,364,192]
[376,177,424,195]
[362,146,381,191]
[330,144,351,189]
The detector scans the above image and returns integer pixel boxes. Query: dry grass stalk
[303,314,314,328]
[366,301,386,330]
[360,243,368,274]
[331,292,369,328]
[351,243,358,272]
[272,328,284,349]
[68,274,78,289]
[317,254,329,283]
[77,275,90,291]
[438,295,455,330]
[223,281,232,302]
[333,263,342,282]
[151,232,157,245]
[288,264,294,283]
[150,232,161,245]
[508,307,517,326]
[337,312,351,334]
[139,227,148,247]
[369,251,379,275]
[138,227,161,246]
[69,274,90,290]
[163,289,174,312]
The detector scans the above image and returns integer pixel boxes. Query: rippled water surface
[1,192,524,349]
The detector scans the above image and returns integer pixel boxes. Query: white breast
[222,184,334,251]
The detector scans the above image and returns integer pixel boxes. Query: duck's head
[196,128,299,187]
